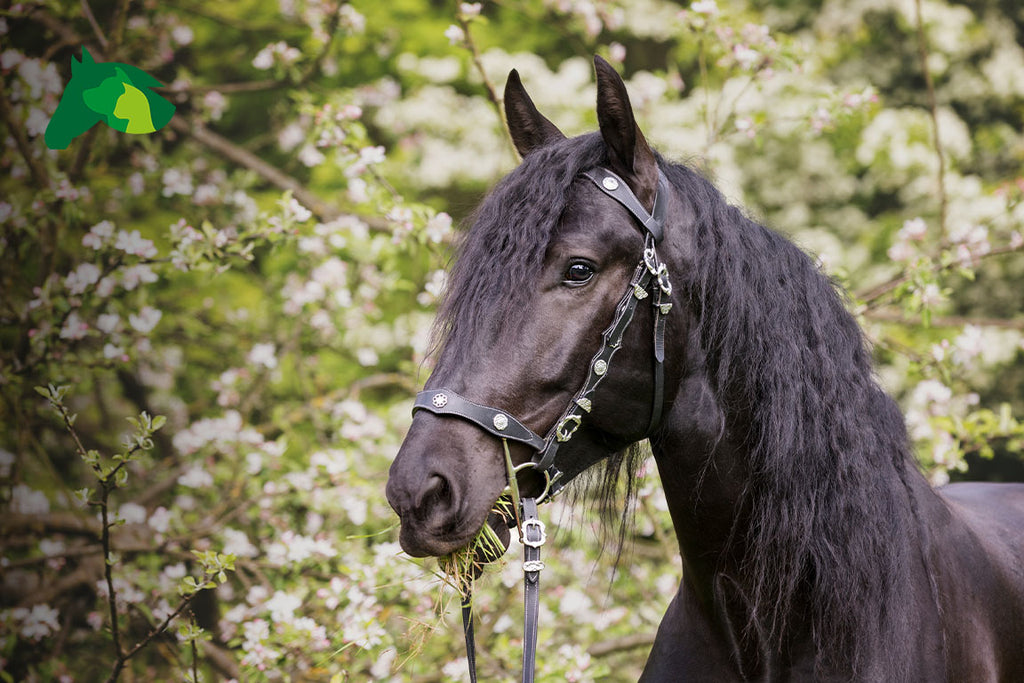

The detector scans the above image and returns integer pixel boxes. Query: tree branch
[855,242,1024,308]
[167,117,340,222]
[863,309,1024,330]
[588,632,656,657]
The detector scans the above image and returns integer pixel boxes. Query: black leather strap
[520,498,544,683]
[413,389,546,452]
[581,168,669,243]
[462,592,477,683]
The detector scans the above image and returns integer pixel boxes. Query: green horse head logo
[44,48,175,150]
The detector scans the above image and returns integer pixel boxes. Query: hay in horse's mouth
[438,497,514,596]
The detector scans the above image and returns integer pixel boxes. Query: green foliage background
[1,0,1023,680]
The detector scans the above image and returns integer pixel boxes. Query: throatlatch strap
[520,498,545,683]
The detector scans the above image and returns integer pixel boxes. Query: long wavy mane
[664,162,916,674]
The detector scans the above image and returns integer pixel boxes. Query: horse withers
[386,56,1024,681]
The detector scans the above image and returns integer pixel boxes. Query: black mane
[664,162,914,674]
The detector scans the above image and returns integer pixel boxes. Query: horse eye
[564,261,595,284]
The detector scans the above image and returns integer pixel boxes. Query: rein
[412,167,672,682]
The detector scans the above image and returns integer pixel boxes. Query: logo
[44,48,175,150]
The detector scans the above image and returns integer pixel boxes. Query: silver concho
[602,176,620,191]
[432,392,448,408]
[594,359,608,376]
[493,413,509,431]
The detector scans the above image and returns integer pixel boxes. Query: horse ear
[503,69,565,159]
[81,47,95,64]
[594,55,658,209]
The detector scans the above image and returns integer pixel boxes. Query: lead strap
[520,497,545,683]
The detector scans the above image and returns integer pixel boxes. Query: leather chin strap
[412,166,673,683]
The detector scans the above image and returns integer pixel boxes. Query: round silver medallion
[493,413,509,431]
[594,359,608,376]
[432,392,448,408]
[602,176,619,191]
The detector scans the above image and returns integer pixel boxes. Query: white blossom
[178,465,214,488]
[247,343,278,369]
[65,263,102,295]
[444,24,465,45]
[128,306,162,333]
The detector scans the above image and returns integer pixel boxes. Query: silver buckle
[521,518,547,547]
[555,414,581,442]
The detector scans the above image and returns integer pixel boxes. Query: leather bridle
[411,166,673,682]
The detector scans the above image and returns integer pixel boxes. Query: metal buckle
[643,247,659,275]
[656,263,672,296]
[555,414,581,442]
[521,518,547,547]
[522,560,545,572]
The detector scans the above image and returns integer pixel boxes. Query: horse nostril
[418,473,453,511]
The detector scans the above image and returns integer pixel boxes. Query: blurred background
[1,0,1022,680]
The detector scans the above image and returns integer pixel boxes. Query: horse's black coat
[387,57,1024,681]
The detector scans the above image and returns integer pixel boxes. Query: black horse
[386,56,1024,681]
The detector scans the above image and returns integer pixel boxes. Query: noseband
[411,167,673,682]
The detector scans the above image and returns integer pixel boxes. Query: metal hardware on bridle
[412,166,673,683]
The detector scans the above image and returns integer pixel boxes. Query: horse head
[387,57,696,558]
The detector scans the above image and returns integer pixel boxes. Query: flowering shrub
[1,0,1022,681]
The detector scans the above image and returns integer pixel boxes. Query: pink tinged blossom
[277,122,305,151]
[222,528,258,558]
[0,202,12,223]
[96,313,120,334]
[102,343,127,361]
[298,144,325,168]
[59,312,89,340]
[177,465,213,489]
[247,342,278,369]
[64,262,101,294]
[347,177,369,203]
[285,197,313,223]
[95,276,116,298]
[899,217,928,241]
[609,42,627,63]
[1011,231,1024,249]
[25,107,49,137]
[54,180,80,201]
[887,241,915,262]
[459,3,482,17]
[201,91,228,120]
[160,168,193,197]
[118,502,148,525]
[918,283,944,307]
[39,538,65,556]
[263,591,302,623]
[444,24,465,45]
[120,264,158,291]
[733,45,760,70]
[115,229,158,258]
[690,0,719,15]
[86,611,103,631]
[1,49,23,70]
[16,604,60,640]
[252,47,275,70]
[735,117,756,139]
[171,25,194,46]
[128,306,162,333]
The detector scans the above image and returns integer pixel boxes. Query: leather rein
[411,167,673,682]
